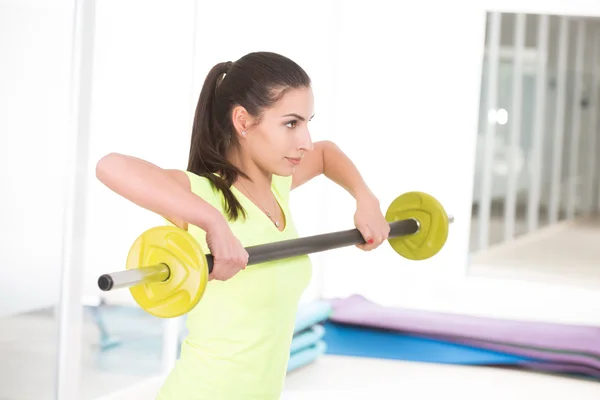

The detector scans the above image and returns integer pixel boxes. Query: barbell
[97,191,453,318]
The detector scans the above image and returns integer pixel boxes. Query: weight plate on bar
[385,191,449,260]
[126,226,208,318]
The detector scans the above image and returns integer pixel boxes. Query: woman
[96,51,390,400]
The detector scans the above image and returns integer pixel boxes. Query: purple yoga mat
[520,362,600,378]
[424,334,600,377]
[328,295,600,377]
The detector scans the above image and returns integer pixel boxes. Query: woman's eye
[285,120,297,129]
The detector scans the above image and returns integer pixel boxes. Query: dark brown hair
[187,51,311,221]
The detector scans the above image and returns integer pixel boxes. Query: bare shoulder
[165,169,191,190]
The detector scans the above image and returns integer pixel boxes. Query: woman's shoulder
[169,170,293,206]
[185,170,224,200]
[164,169,221,206]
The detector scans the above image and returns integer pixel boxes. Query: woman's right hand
[204,217,249,281]
[94,153,248,279]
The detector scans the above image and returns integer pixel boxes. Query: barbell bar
[97,191,453,318]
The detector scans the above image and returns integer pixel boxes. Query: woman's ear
[232,105,251,138]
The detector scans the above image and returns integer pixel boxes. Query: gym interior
[2,0,600,399]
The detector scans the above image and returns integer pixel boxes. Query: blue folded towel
[293,300,332,334]
[287,341,327,372]
[286,300,331,373]
[290,324,325,354]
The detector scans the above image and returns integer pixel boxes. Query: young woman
[96,51,390,400]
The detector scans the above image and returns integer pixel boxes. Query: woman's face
[237,86,315,176]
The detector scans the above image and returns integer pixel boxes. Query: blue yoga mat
[287,341,327,372]
[323,322,532,365]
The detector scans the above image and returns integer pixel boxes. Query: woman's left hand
[353,192,390,251]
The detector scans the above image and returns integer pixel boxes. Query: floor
[284,356,600,400]
[468,199,553,252]
[469,201,600,290]
[0,306,164,400]
[2,205,600,400]
[470,216,600,289]
[94,356,600,400]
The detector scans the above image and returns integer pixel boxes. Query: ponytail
[187,61,247,221]
[187,52,311,222]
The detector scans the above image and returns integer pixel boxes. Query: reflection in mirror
[469,12,600,289]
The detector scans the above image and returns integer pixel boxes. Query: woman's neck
[228,150,272,196]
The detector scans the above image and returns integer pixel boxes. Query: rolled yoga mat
[327,295,600,378]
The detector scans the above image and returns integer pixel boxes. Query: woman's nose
[298,129,313,152]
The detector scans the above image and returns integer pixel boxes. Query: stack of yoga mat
[322,295,600,380]
[287,300,332,373]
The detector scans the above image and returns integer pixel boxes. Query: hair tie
[217,62,233,89]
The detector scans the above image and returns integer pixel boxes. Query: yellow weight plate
[385,192,449,260]
[126,226,209,318]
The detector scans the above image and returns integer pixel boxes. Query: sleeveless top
[156,171,313,400]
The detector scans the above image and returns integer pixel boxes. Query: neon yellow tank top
[156,171,313,400]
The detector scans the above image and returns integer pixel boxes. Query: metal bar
[549,16,569,224]
[504,13,526,240]
[478,12,502,250]
[97,264,170,290]
[56,0,95,399]
[98,216,459,291]
[527,14,549,232]
[587,28,600,213]
[240,219,419,268]
[566,20,586,219]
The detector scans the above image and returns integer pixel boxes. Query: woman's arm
[96,152,250,281]
[292,140,389,250]
[292,140,375,201]
[95,152,223,231]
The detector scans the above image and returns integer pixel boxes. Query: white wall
[82,0,484,309]
[82,0,338,304]
[318,0,486,302]
[4,0,600,325]
[0,0,73,317]
[81,0,198,303]
[485,0,600,16]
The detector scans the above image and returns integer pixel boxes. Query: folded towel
[286,299,330,373]
[290,324,326,354]
[287,340,327,372]
[294,300,332,334]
